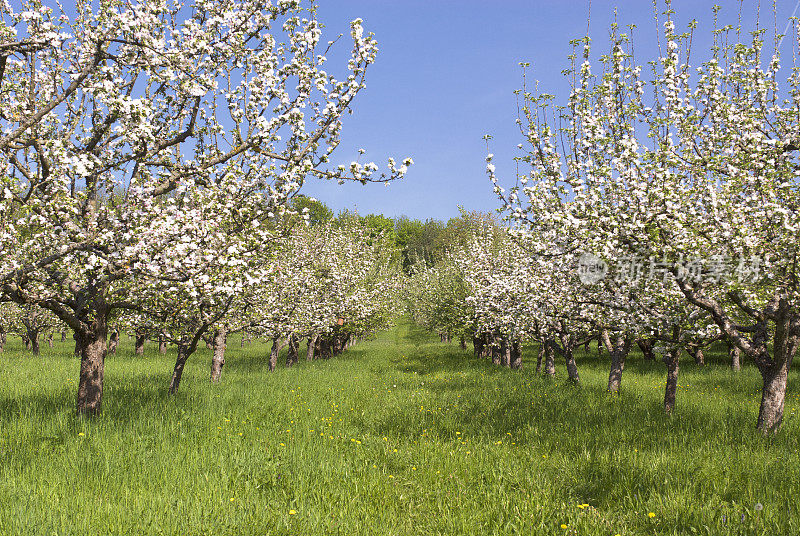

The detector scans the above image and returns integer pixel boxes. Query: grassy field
[0,321,799,535]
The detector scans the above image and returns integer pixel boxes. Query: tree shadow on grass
[361,337,786,451]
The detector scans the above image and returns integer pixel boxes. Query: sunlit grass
[0,322,798,535]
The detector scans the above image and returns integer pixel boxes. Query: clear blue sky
[304,0,799,221]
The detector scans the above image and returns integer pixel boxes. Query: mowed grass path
[1,322,800,535]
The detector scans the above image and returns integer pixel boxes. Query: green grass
[1,322,799,535]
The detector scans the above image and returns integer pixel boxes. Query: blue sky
[303,0,800,221]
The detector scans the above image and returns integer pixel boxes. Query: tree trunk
[637,338,656,361]
[687,346,705,366]
[28,330,40,356]
[729,344,741,371]
[510,340,522,369]
[286,334,299,367]
[159,334,167,354]
[22,333,30,350]
[332,333,347,357]
[0,327,5,353]
[491,337,501,366]
[757,363,790,433]
[663,347,680,414]
[473,334,483,358]
[564,349,580,383]
[268,337,281,372]
[603,333,632,393]
[544,341,556,376]
[460,336,467,350]
[134,331,146,355]
[108,330,119,355]
[500,338,511,367]
[75,318,108,415]
[61,330,67,342]
[47,332,53,348]
[755,321,798,433]
[168,343,191,394]
[535,344,544,373]
[210,328,227,383]
[307,334,318,361]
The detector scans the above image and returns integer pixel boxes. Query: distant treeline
[292,196,494,274]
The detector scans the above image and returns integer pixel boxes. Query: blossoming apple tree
[0,0,410,414]
[491,3,800,432]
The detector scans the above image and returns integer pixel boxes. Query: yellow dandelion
[648,512,655,518]
[289,510,296,515]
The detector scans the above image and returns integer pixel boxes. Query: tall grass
[0,322,798,535]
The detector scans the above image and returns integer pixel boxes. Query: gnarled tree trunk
[544,340,556,376]
[687,345,704,366]
[473,334,483,358]
[268,337,281,372]
[510,340,522,369]
[210,327,227,383]
[637,338,656,361]
[663,347,681,414]
[500,338,511,367]
[108,329,119,355]
[75,316,109,415]
[491,337,502,366]
[552,334,580,383]
[729,344,741,371]
[755,317,798,434]
[134,330,146,355]
[307,333,318,361]
[286,334,299,367]
[168,328,208,394]
[169,343,191,394]
[603,332,632,393]
[564,349,579,383]
[27,329,40,356]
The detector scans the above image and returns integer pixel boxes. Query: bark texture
[603,332,632,393]
[307,334,318,361]
[108,330,119,355]
[729,344,741,371]
[637,338,656,361]
[169,344,190,394]
[210,327,227,383]
[76,317,108,415]
[286,334,299,367]
[134,331,146,355]
[510,340,522,369]
[544,340,556,377]
[268,337,282,372]
[663,347,680,414]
